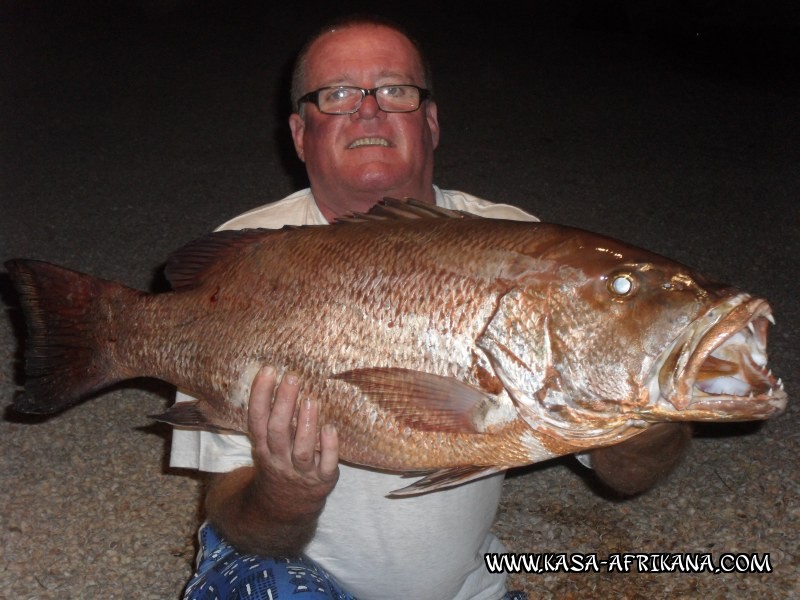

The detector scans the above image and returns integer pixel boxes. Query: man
[171,15,534,600]
[171,14,690,600]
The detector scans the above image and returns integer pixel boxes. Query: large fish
[5,199,787,493]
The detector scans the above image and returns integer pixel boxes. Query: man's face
[289,25,440,219]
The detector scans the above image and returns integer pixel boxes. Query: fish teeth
[747,322,756,336]
[767,314,776,325]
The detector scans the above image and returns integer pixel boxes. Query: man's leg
[183,524,356,600]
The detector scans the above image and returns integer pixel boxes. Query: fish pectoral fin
[333,367,493,434]
[389,466,503,496]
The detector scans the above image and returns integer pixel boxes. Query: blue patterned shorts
[183,524,355,600]
[183,523,527,600]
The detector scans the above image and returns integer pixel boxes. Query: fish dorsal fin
[333,367,493,433]
[335,197,476,223]
[164,228,276,291]
[165,198,466,290]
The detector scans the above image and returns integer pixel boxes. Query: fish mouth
[646,293,786,421]
[348,137,391,149]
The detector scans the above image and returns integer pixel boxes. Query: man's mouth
[348,137,391,149]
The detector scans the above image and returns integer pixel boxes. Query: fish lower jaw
[649,359,786,420]
[647,376,787,421]
[678,355,786,420]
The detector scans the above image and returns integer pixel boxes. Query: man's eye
[326,88,353,102]
[380,86,404,97]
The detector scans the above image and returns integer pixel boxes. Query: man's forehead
[313,23,411,48]
[306,25,423,75]
[314,69,416,88]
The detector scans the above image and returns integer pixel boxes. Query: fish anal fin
[151,400,209,428]
[150,400,242,434]
[389,466,503,496]
[333,367,492,434]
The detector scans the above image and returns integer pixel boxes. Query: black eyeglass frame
[297,84,432,114]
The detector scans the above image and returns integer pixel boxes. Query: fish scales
[86,217,536,471]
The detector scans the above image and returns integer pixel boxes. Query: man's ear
[289,113,306,162]
[426,101,440,150]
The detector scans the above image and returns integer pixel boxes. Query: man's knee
[183,524,354,600]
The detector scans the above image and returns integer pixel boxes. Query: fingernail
[322,423,336,436]
[259,365,275,377]
[285,372,299,386]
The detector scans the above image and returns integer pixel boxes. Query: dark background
[1,1,797,597]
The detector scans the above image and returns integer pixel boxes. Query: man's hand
[588,422,692,496]
[205,366,339,556]
[248,366,339,519]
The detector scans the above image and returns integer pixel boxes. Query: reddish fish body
[6,200,786,493]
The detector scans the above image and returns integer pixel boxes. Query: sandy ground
[1,2,798,598]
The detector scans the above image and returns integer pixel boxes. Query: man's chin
[347,166,410,196]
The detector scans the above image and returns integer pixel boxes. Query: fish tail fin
[5,259,135,414]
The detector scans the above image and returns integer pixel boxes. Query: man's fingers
[318,423,339,481]
[266,371,301,456]
[248,365,277,449]
[248,367,337,490]
[292,397,319,471]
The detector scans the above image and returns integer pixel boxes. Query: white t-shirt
[170,186,538,600]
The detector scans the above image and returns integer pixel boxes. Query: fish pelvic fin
[333,367,494,434]
[389,466,504,496]
[5,259,134,415]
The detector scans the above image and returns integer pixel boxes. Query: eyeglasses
[298,85,431,115]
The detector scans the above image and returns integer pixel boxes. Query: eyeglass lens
[318,86,421,114]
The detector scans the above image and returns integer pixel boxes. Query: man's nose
[352,93,382,119]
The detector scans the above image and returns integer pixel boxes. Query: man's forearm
[205,467,324,556]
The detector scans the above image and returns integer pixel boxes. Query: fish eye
[607,272,636,298]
